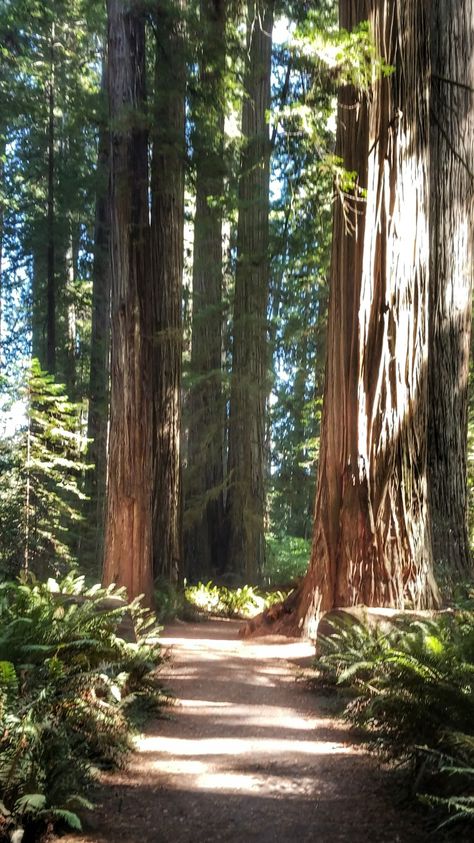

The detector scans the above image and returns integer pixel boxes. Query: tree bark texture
[151,0,186,583]
[85,87,111,576]
[103,0,154,606]
[185,0,226,580]
[295,0,440,636]
[226,0,274,581]
[428,0,474,582]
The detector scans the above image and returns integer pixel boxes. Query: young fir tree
[22,359,88,576]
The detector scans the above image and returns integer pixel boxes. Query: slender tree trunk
[151,0,186,583]
[103,0,154,606]
[85,86,111,575]
[428,0,474,582]
[46,23,56,375]
[226,0,274,581]
[286,0,439,637]
[0,133,4,360]
[185,0,226,580]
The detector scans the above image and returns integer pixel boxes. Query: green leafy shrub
[317,612,474,832]
[0,573,164,840]
[185,581,288,619]
[264,533,310,586]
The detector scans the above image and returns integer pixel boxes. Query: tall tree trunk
[0,133,4,362]
[151,0,186,583]
[46,23,56,375]
[103,0,154,606]
[85,90,111,576]
[226,0,274,581]
[428,0,474,582]
[289,0,439,637]
[185,0,226,580]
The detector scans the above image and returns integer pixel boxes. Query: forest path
[63,619,427,843]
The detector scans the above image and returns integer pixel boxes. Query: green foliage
[0,573,164,840]
[264,534,310,586]
[0,360,89,578]
[292,17,394,91]
[317,613,474,832]
[185,581,287,619]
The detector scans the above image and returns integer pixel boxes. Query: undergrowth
[317,611,474,834]
[0,573,165,841]
[184,581,288,619]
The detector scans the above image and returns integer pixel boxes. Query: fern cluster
[184,580,288,619]
[317,612,474,832]
[0,573,164,841]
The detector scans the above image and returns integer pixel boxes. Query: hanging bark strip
[103,0,154,606]
[427,0,474,583]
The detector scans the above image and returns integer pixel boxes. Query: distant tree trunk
[226,0,274,581]
[428,0,474,582]
[103,0,154,606]
[0,133,4,360]
[46,23,56,374]
[85,89,111,575]
[288,0,439,637]
[185,0,226,580]
[151,0,186,583]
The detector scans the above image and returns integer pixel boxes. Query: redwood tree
[151,0,186,583]
[103,0,154,605]
[226,0,274,581]
[427,0,474,582]
[287,0,440,636]
[185,0,226,580]
[85,69,110,575]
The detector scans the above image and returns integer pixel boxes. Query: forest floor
[61,618,430,843]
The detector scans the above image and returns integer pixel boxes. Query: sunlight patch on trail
[135,735,352,757]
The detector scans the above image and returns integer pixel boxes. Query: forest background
[0,0,473,627]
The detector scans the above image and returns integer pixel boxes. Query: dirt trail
[63,619,428,843]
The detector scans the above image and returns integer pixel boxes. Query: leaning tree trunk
[289,0,440,637]
[226,0,274,581]
[103,0,154,606]
[427,0,474,583]
[151,0,186,583]
[185,0,226,580]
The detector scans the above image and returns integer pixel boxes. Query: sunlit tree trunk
[151,0,186,583]
[226,0,274,581]
[427,0,474,582]
[103,0,154,605]
[291,0,439,636]
[185,0,226,580]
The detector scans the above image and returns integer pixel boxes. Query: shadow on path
[62,619,428,843]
